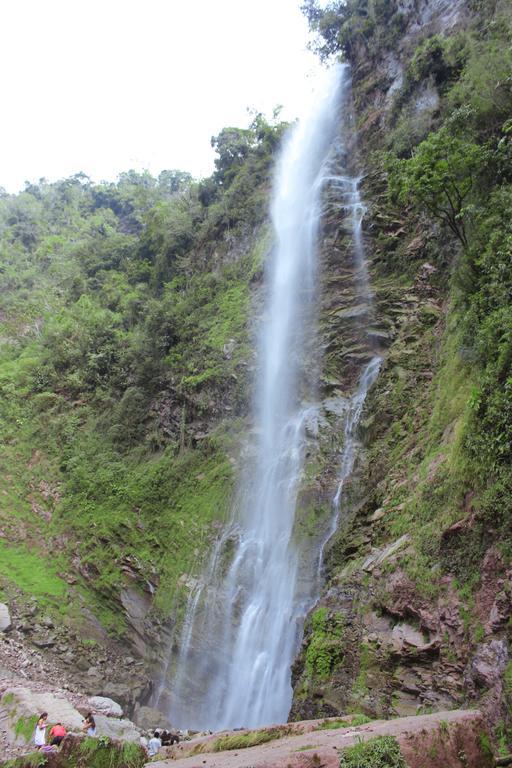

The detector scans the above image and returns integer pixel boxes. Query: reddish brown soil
[149,710,491,768]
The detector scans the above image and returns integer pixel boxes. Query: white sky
[0,0,322,192]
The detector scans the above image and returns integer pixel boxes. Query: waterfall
[317,169,382,567]
[163,64,380,731]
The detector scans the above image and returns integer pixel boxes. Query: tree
[211,127,254,187]
[391,127,489,249]
[157,170,193,195]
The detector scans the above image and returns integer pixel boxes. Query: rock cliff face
[290,0,512,743]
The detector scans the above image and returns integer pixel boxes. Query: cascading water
[317,170,381,566]
[162,64,381,731]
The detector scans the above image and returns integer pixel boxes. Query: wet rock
[132,703,172,731]
[0,604,12,633]
[393,666,422,695]
[120,586,152,656]
[391,623,436,654]
[361,534,411,571]
[470,639,508,689]
[391,690,420,717]
[99,682,132,709]
[32,635,56,648]
[223,338,236,359]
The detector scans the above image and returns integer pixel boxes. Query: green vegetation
[189,726,295,754]
[3,754,47,768]
[0,112,286,634]
[2,736,147,768]
[14,714,38,744]
[305,607,345,680]
[304,0,512,589]
[390,128,489,249]
[339,735,406,768]
[315,714,372,730]
[297,0,512,727]
[0,542,67,604]
[76,737,146,768]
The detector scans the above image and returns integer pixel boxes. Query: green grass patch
[3,753,48,768]
[14,714,38,744]
[77,736,146,767]
[315,714,372,730]
[0,542,67,602]
[339,735,406,768]
[189,726,295,754]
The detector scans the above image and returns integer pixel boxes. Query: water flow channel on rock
[162,64,380,732]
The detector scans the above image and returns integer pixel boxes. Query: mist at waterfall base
[164,65,379,732]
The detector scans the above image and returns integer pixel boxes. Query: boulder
[120,586,151,656]
[0,603,12,632]
[87,695,123,718]
[94,713,141,742]
[361,535,411,571]
[132,704,172,731]
[470,639,508,689]
[0,686,83,746]
[98,682,132,709]
[391,622,433,653]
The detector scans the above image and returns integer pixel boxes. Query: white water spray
[163,65,381,731]
[165,66,346,731]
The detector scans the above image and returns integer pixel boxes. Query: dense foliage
[303,0,512,574]
[338,735,406,768]
[0,114,286,625]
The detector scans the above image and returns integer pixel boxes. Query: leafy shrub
[339,735,406,768]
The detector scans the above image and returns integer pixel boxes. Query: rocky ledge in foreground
[150,710,492,768]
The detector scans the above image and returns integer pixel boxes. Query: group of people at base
[142,729,180,757]
[34,711,96,751]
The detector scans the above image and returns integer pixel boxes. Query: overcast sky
[0,0,322,192]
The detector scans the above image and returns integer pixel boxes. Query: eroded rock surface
[149,710,491,768]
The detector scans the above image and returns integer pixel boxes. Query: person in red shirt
[48,722,67,746]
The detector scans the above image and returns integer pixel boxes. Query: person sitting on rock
[49,722,67,746]
[148,730,162,757]
[82,712,96,736]
[160,730,170,746]
[161,729,180,746]
[34,712,48,748]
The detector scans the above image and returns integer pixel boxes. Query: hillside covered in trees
[0,114,287,699]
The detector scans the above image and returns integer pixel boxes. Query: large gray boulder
[0,603,12,632]
[132,704,172,731]
[87,695,123,718]
[0,686,83,746]
[94,713,141,742]
[97,682,132,709]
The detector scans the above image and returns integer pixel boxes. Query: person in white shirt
[148,730,162,756]
[34,712,48,748]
